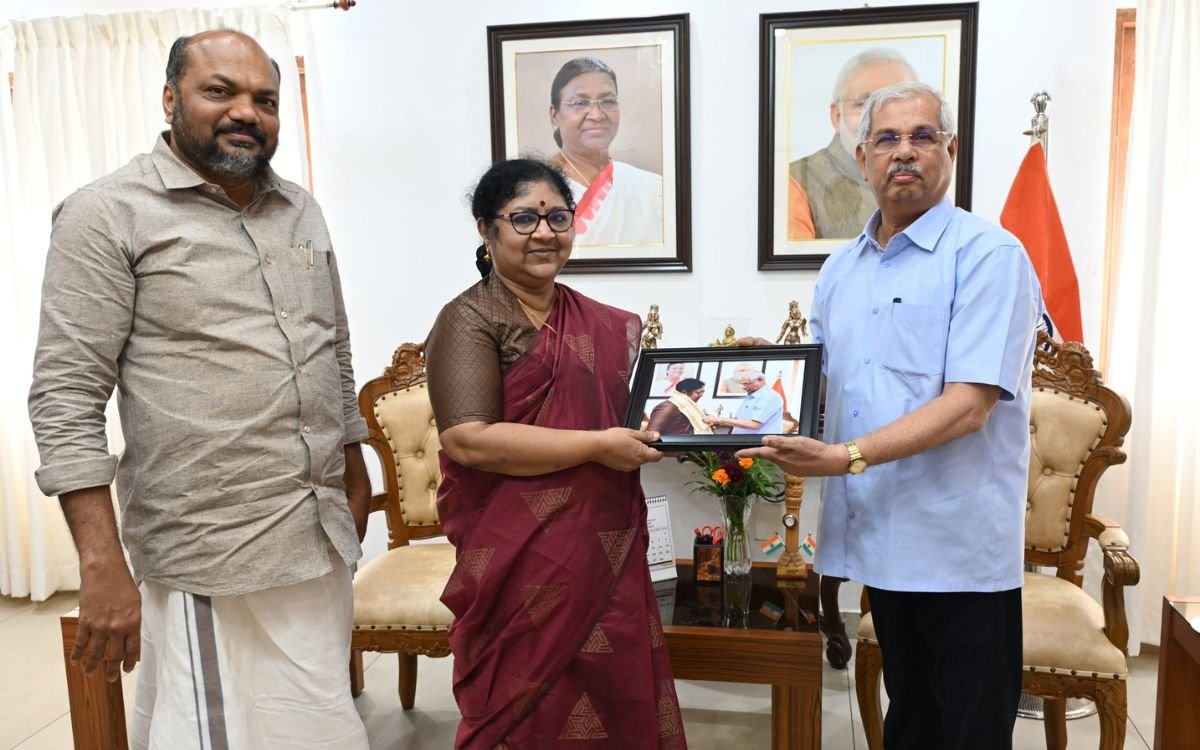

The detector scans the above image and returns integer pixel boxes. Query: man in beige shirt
[28,30,369,748]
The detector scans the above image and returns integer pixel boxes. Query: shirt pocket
[879,303,946,379]
[303,246,337,327]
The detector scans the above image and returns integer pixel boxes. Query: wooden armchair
[349,342,455,708]
[855,333,1138,750]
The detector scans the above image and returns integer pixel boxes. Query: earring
[483,246,492,262]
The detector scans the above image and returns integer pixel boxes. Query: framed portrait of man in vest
[757,3,979,270]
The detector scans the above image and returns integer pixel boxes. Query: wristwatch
[845,441,868,475]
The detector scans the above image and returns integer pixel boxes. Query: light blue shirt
[810,198,1044,592]
[732,386,784,434]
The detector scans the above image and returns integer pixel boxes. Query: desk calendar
[645,495,677,582]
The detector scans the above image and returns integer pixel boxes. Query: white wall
[3,0,1132,610]
[300,0,1131,612]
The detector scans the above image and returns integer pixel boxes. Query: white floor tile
[0,592,79,750]
[10,712,73,750]
[0,593,1166,750]
[0,594,34,624]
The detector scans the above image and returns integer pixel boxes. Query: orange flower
[738,457,754,469]
[712,468,730,486]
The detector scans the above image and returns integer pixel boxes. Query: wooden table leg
[771,684,820,750]
[61,613,128,750]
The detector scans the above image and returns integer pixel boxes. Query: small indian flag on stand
[800,533,817,559]
[760,533,784,556]
[759,600,784,622]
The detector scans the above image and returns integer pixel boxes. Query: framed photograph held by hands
[625,345,823,451]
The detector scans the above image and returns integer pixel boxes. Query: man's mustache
[888,162,922,178]
[215,123,267,145]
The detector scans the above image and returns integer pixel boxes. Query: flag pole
[286,0,357,11]
[1022,91,1051,159]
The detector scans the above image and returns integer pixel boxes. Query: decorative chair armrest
[1085,513,1141,655]
[1084,512,1130,549]
[1084,513,1140,585]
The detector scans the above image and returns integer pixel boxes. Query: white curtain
[1097,0,1200,648]
[0,8,307,600]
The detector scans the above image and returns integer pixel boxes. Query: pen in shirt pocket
[299,240,314,269]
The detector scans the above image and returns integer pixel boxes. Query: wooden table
[1155,595,1200,749]
[662,561,822,750]
[60,610,129,750]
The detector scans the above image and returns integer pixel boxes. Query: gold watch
[845,441,868,475]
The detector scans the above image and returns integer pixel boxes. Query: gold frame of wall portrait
[487,14,692,273]
[758,3,979,271]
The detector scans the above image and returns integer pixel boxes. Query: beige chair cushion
[1020,571,1127,678]
[353,543,455,631]
[373,385,442,528]
[856,572,1126,679]
[1026,388,1107,552]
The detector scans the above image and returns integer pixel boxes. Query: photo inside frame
[626,345,823,450]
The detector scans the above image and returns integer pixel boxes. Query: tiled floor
[2,592,1159,749]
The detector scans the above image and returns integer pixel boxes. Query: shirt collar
[854,196,954,255]
[151,131,285,196]
[901,196,955,252]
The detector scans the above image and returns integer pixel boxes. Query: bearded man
[28,30,370,749]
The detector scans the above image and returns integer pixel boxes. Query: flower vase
[723,571,753,628]
[718,495,753,576]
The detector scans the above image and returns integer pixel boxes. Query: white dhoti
[131,551,367,749]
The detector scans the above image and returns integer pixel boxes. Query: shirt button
[415,450,424,458]
[852,409,859,417]
[297,365,305,374]
[1043,467,1053,476]
[848,511,856,519]
[872,307,879,314]
[428,481,437,490]
[279,310,289,319]
[883,261,891,268]
[303,425,312,434]
[265,254,273,265]
[864,357,871,364]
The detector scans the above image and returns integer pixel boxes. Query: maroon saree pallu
[438,285,686,749]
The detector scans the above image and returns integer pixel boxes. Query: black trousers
[866,586,1023,750]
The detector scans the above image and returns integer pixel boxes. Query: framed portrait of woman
[487,14,691,273]
[757,3,979,270]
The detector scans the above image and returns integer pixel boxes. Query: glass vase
[718,494,753,576]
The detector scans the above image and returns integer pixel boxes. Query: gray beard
[203,147,264,181]
[171,101,273,182]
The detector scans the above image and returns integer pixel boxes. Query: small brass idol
[709,324,739,348]
[641,304,663,349]
[776,300,809,345]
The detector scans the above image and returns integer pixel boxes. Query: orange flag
[772,376,788,413]
[1000,143,1083,342]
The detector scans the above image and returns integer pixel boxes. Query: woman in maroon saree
[426,160,686,749]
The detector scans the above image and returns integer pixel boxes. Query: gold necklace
[516,293,557,334]
[559,150,593,187]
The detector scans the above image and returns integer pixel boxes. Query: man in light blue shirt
[743,82,1043,750]
[706,370,784,434]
